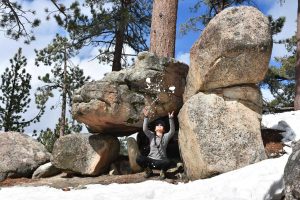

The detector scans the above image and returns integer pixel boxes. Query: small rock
[62,187,71,191]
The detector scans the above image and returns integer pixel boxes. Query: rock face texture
[51,133,120,176]
[178,6,270,180]
[178,93,266,180]
[183,6,272,101]
[0,132,51,181]
[284,142,300,200]
[212,85,263,114]
[32,162,61,179]
[72,52,188,136]
[127,137,143,173]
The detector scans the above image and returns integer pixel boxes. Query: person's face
[155,124,165,133]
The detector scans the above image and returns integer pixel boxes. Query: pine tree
[0,48,44,132]
[150,0,178,58]
[38,119,82,152]
[35,34,90,137]
[0,0,40,43]
[48,0,152,71]
[261,36,296,112]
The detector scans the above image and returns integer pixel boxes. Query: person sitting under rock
[136,107,175,179]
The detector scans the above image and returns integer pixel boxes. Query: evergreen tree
[262,36,296,112]
[38,118,82,152]
[0,48,45,132]
[150,0,178,58]
[0,0,40,43]
[48,0,152,71]
[35,34,90,136]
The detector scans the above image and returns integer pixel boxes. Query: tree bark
[60,48,67,137]
[295,0,300,110]
[150,0,178,58]
[112,1,128,71]
[112,29,124,71]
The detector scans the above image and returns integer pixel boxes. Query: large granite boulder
[51,133,120,176]
[178,93,267,180]
[0,132,51,181]
[72,52,188,136]
[284,141,300,200]
[184,6,272,101]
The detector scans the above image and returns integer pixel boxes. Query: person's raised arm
[143,107,153,138]
[164,111,175,142]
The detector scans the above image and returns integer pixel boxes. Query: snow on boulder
[0,132,51,182]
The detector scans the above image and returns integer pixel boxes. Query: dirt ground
[0,170,186,189]
[0,129,285,189]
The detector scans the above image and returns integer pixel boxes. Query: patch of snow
[262,111,300,142]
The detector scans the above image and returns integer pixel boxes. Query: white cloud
[176,52,190,65]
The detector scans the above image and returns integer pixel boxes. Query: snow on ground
[1,111,299,200]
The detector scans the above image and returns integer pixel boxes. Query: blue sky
[0,0,297,133]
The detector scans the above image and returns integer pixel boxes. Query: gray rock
[284,141,300,200]
[32,162,61,179]
[72,51,188,136]
[184,6,272,101]
[127,137,143,173]
[178,92,266,180]
[0,132,51,181]
[51,133,120,176]
[211,84,263,114]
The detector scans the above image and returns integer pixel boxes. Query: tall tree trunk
[112,29,124,71]
[150,0,178,58]
[112,1,128,71]
[295,0,300,110]
[60,48,67,137]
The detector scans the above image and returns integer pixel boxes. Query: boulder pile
[178,6,272,180]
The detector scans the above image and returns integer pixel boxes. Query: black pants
[136,155,171,171]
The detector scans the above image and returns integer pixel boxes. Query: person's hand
[168,111,174,118]
[143,107,149,117]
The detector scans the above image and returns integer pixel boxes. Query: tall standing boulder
[72,52,188,136]
[0,132,51,181]
[183,6,272,101]
[178,93,266,180]
[178,6,271,180]
[51,133,120,176]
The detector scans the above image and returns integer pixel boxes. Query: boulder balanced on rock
[72,52,188,136]
[183,6,272,101]
[178,6,271,180]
